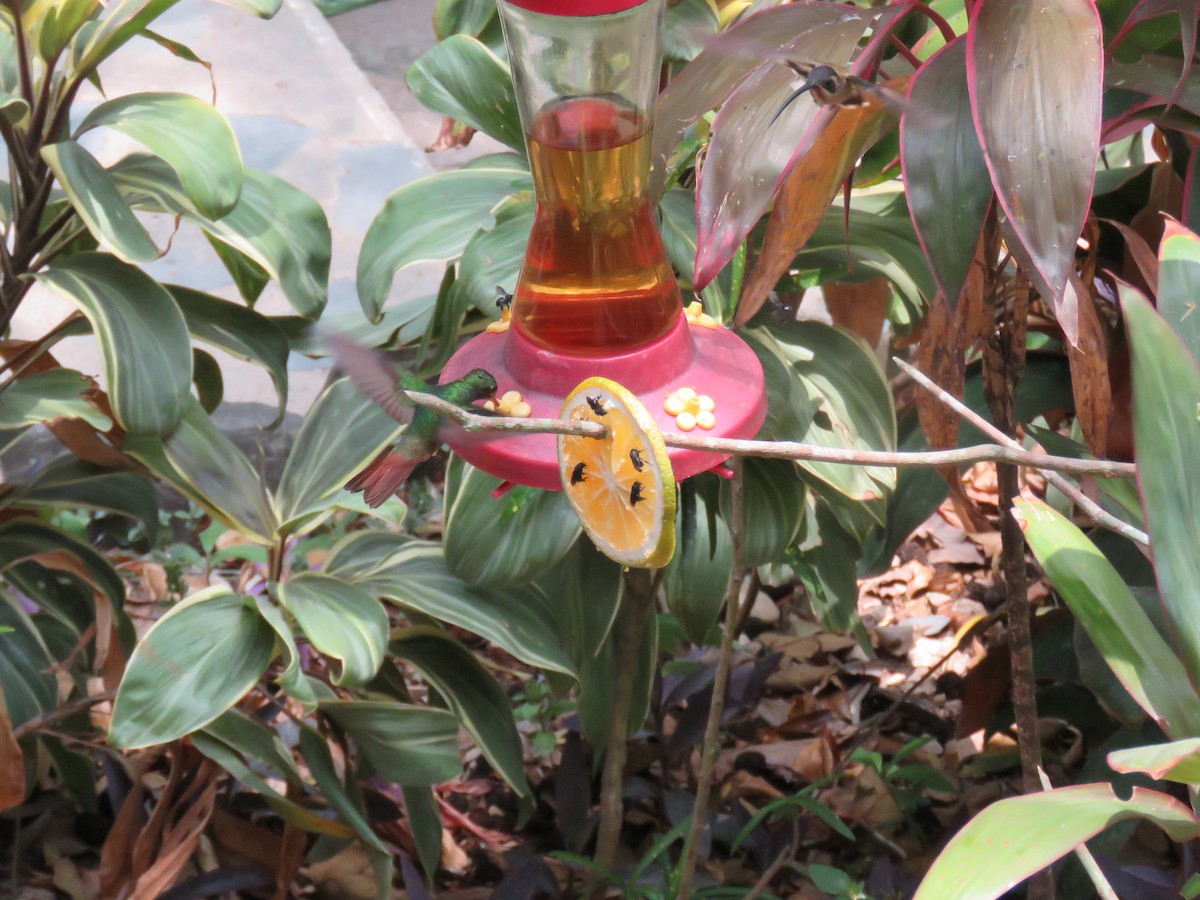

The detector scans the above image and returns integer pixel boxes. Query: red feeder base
[439,313,767,491]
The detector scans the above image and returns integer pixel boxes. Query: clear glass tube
[498,0,682,354]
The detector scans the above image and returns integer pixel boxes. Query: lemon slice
[558,377,676,568]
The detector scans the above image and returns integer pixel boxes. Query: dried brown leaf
[824,279,890,348]
[0,687,25,812]
[736,83,905,327]
[1066,276,1111,457]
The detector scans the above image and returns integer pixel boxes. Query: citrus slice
[558,377,676,568]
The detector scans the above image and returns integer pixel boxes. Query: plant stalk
[677,457,746,899]
[590,567,658,896]
[981,255,1053,898]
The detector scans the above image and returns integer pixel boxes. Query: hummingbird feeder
[439,0,766,490]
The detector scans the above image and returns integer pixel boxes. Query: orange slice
[558,377,676,568]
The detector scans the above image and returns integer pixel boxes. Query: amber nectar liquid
[513,96,682,354]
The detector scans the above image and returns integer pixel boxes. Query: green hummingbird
[328,334,499,507]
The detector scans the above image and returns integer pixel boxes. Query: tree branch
[404,390,1138,480]
[893,357,1150,546]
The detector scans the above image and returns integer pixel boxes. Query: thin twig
[407,390,1137,480]
[743,819,800,900]
[677,458,747,899]
[13,689,115,740]
[893,358,1150,546]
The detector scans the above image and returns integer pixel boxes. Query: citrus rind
[558,377,676,568]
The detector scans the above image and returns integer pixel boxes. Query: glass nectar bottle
[497,0,682,355]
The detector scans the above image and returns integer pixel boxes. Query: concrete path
[12,0,464,424]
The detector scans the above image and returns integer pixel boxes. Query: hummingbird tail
[346,451,421,508]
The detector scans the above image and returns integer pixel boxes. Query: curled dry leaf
[735,87,903,325]
[1065,276,1111,458]
[0,688,25,813]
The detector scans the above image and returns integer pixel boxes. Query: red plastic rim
[501,0,651,16]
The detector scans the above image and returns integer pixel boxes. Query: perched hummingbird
[327,334,499,507]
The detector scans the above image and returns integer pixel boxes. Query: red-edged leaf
[1108,0,1198,106]
[736,86,901,325]
[901,36,991,309]
[1104,56,1200,140]
[967,0,1103,308]
[693,16,880,287]
[651,2,876,199]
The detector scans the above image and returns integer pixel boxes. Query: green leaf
[577,594,658,749]
[320,699,463,786]
[273,378,406,535]
[202,708,304,785]
[452,195,533,316]
[1013,497,1200,739]
[207,236,269,306]
[168,285,290,427]
[1156,219,1200,360]
[392,626,530,795]
[110,587,275,748]
[13,458,157,540]
[400,784,443,880]
[192,347,223,413]
[0,518,124,616]
[125,397,279,543]
[912,784,1200,900]
[734,457,806,568]
[433,0,495,39]
[536,539,623,670]
[443,457,581,587]
[1108,738,1200,785]
[659,187,742,316]
[901,36,990,307]
[0,596,57,727]
[1121,285,1200,688]
[663,478,732,644]
[253,596,317,710]
[746,321,897,501]
[356,164,530,322]
[278,574,388,687]
[33,253,190,436]
[111,155,330,318]
[0,369,111,430]
[78,92,241,218]
[663,0,717,63]
[406,35,523,152]
[328,534,576,676]
[297,726,393,895]
[40,141,158,263]
[73,0,183,73]
[967,0,1102,310]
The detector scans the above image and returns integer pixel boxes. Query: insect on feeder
[439,0,766,490]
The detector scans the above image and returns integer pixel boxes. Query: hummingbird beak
[770,77,820,125]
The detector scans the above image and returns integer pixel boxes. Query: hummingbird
[327,334,499,507]
[771,61,908,124]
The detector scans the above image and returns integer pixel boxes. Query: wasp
[586,395,608,417]
[570,461,587,486]
[495,285,513,312]
[629,448,646,472]
[629,481,645,507]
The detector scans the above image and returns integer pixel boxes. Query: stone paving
[12,0,459,427]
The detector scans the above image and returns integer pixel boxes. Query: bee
[771,61,907,124]
[570,461,587,486]
[495,285,513,312]
[586,395,608,417]
[629,481,645,507]
[629,448,646,472]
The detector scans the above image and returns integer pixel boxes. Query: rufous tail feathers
[346,452,420,508]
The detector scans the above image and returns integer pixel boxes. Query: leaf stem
[906,0,957,44]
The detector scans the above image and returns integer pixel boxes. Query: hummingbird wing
[326,332,419,424]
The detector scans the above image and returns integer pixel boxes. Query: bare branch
[405,389,1138,480]
[894,357,1149,547]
